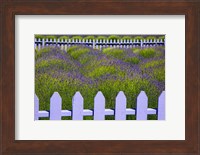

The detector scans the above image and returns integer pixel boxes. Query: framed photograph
[1,0,199,154]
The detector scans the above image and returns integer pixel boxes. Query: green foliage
[67,46,79,54]
[71,36,82,40]
[125,57,140,64]
[35,46,164,120]
[88,66,117,78]
[69,48,90,59]
[35,47,51,60]
[146,36,156,41]
[35,35,45,40]
[103,48,124,58]
[45,35,57,40]
[132,48,141,54]
[35,59,67,71]
[96,36,107,41]
[83,36,95,40]
[133,36,144,42]
[158,36,165,41]
[58,36,69,40]
[141,60,165,70]
[107,35,120,41]
[152,68,165,82]
[139,48,156,58]
[121,36,132,41]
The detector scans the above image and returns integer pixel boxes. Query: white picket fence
[34,91,165,120]
[34,38,165,50]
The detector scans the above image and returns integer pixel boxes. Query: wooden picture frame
[0,0,199,154]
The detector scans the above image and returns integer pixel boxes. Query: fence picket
[35,91,165,120]
[157,91,165,120]
[115,91,127,120]
[72,92,84,120]
[50,92,62,120]
[136,91,148,120]
[94,91,105,120]
[34,94,39,120]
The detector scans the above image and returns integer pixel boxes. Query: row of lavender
[34,38,165,50]
[34,91,165,120]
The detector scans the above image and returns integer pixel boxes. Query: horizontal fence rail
[34,91,165,120]
[34,38,165,50]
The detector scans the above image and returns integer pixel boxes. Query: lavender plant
[35,45,165,120]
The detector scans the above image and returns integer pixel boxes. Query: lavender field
[35,36,165,120]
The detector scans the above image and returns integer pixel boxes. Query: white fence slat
[72,92,84,120]
[94,91,105,120]
[35,91,165,120]
[115,91,127,120]
[136,91,148,120]
[158,91,165,120]
[34,94,39,120]
[50,92,62,120]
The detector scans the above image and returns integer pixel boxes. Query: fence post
[115,91,127,120]
[34,38,37,49]
[46,38,49,47]
[34,94,39,120]
[60,39,63,50]
[50,39,52,46]
[42,38,45,48]
[72,92,84,120]
[140,39,143,47]
[50,92,62,120]
[64,39,67,51]
[53,38,57,47]
[93,39,95,49]
[157,91,165,120]
[136,91,148,120]
[94,91,105,120]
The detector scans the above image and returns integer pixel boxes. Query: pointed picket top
[158,91,165,120]
[95,91,104,100]
[51,92,61,103]
[73,91,83,103]
[34,94,39,120]
[116,91,126,102]
[72,91,84,120]
[94,91,105,120]
[115,91,127,120]
[50,92,62,120]
[136,91,148,120]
